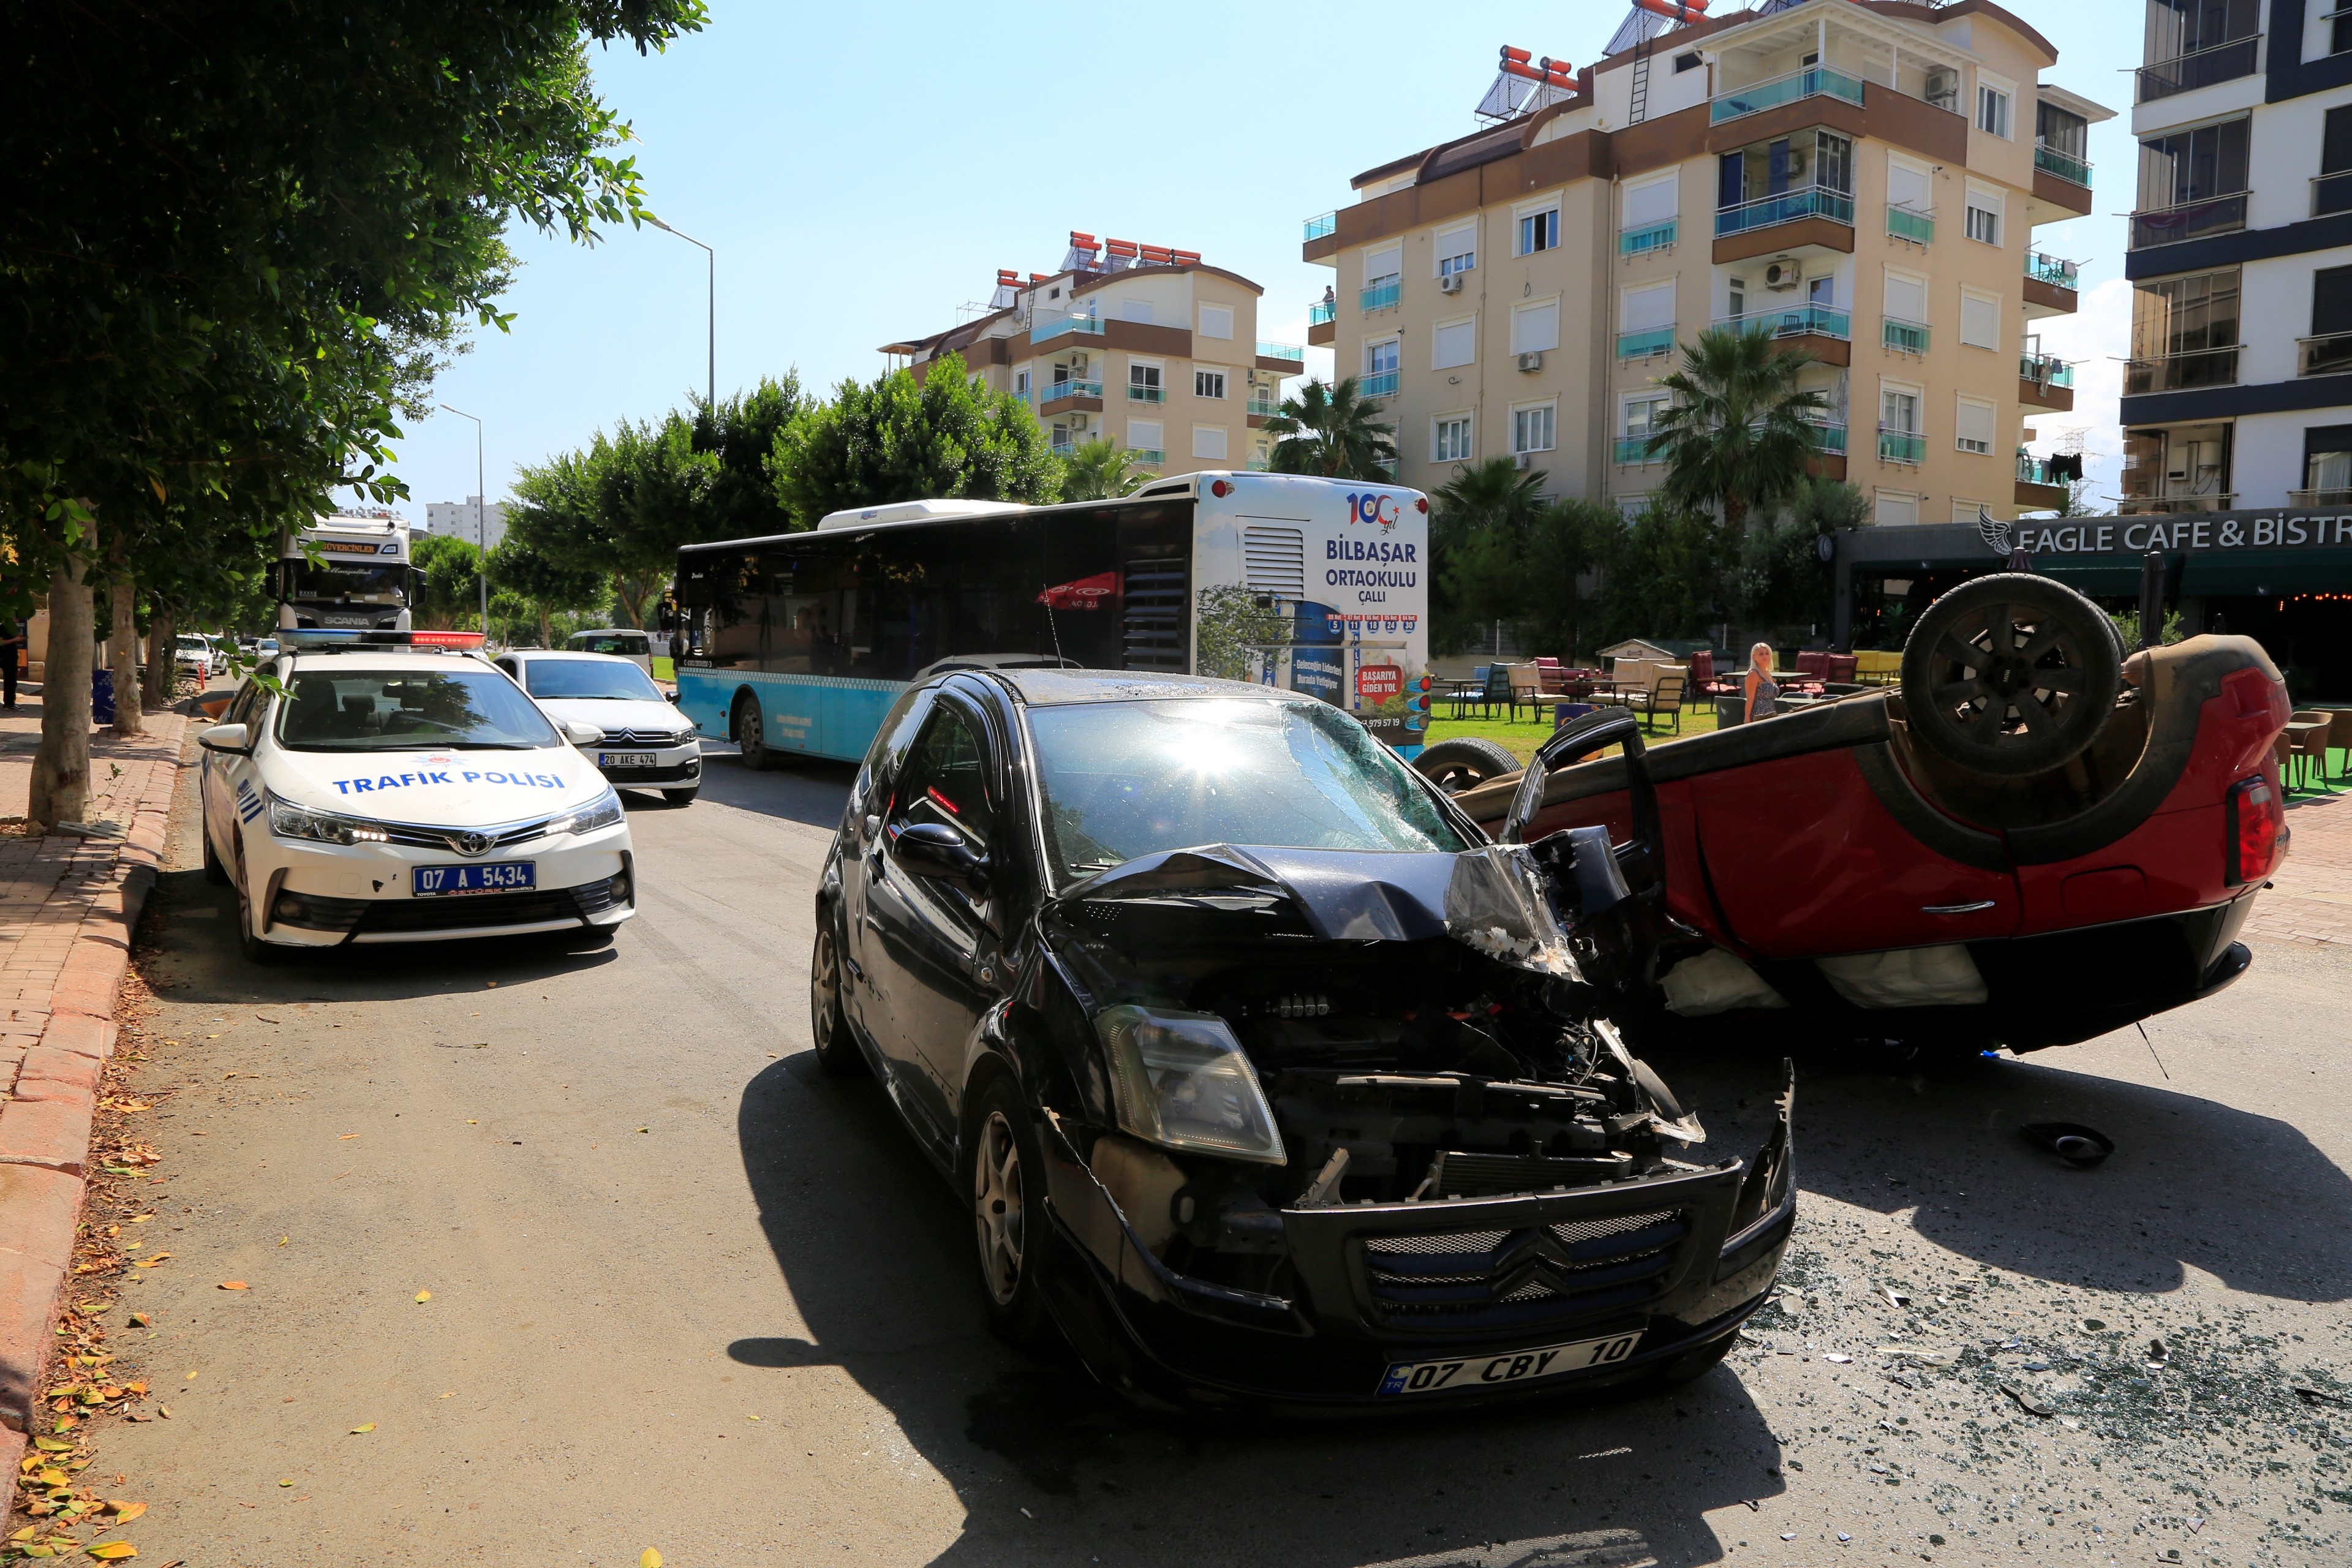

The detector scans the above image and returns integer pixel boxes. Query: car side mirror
[560,720,603,747]
[198,722,252,756]
[892,820,988,887]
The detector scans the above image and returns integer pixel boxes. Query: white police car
[197,631,635,961]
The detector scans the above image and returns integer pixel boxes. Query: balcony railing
[1246,396,1283,417]
[1360,370,1400,399]
[1361,280,1401,312]
[1246,458,1273,472]
[1882,316,1930,355]
[2136,36,2261,103]
[1617,325,1677,360]
[1807,421,1849,454]
[2117,492,2237,515]
[1613,435,1665,466]
[1710,64,1866,124]
[1031,314,1103,345]
[1050,441,1074,457]
[2288,488,2352,506]
[2020,352,2075,388]
[1619,219,1678,257]
[2315,171,2352,219]
[1304,211,1336,243]
[1127,385,1166,404]
[2026,251,2080,291]
[2124,347,2241,394]
[2301,332,2352,377]
[2131,192,2248,249]
[1257,340,1305,363]
[1039,379,1102,402]
[1716,186,1855,238]
[1879,428,1926,465]
[1129,448,1164,467]
[1887,205,1934,245]
[2034,143,2092,187]
[1309,298,1337,327]
[1722,303,1852,341]
[2018,451,2067,488]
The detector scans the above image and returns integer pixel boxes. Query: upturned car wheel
[1899,572,2122,778]
[808,924,862,1076]
[1413,737,1522,795]
[734,695,774,771]
[968,1076,1057,1346]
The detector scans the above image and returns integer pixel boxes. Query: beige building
[1300,0,2109,524]
[884,236,1306,480]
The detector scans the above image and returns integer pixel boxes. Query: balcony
[2136,36,2261,104]
[2315,171,2352,219]
[1620,219,1678,257]
[1309,299,1336,327]
[1806,422,1849,454]
[2301,332,2352,377]
[1126,385,1166,404]
[1050,442,1074,458]
[1716,186,1855,238]
[1360,371,1400,399]
[1257,340,1305,364]
[1246,396,1283,418]
[2124,347,2240,395]
[1031,314,1104,346]
[1612,435,1664,466]
[2016,451,2067,487]
[1879,428,1926,465]
[2117,492,2237,515]
[1129,448,1164,467]
[1304,212,1336,243]
[2034,144,2091,189]
[1887,205,1934,245]
[1882,316,1929,355]
[1039,379,1102,410]
[1709,64,1866,124]
[1617,325,1676,360]
[1725,303,1851,341]
[2026,252,2079,291]
[2130,192,2247,250]
[2020,352,2074,389]
[2288,489,2352,506]
[1361,280,1401,313]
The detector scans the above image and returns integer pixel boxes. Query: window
[892,706,995,856]
[1512,403,1557,454]
[1888,155,1932,220]
[2321,107,2352,217]
[1366,339,1400,378]
[1518,206,1559,255]
[1433,417,1473,462]
[1964,186,2003,246]
[1883,267,1928,325]
[2130,268,2241,390]
[2037,100,2089,164]
[1960,288,2001,350]
[1192,425,1229,460]
[1431,316,1476,369]
[1624,175,1677,230]
[1512,298,1561,354]
[1955,396,1997,455]
[2144,0,2260,63]
[1952,499,1992,524]
[1129,361,1163,402]
[1436,224,1477,278]
[1977,83,2011,139]
[1810,273,1838,309]
[1014,371,1030,396]
[1194,368,1227,399]
[1122,300,1155,325]
[1197,304,1234,340]
[1363,243,1403,285]
[1882,388,1921,432]
[1623,281,1673,329]
[1624,393,1671,439]
[2307,424,2352,501]
[2316,265,2352,339]
[2136,118,2251,210]
[1815,130,1854,195]
[1126,418,1164,454]
[1673,51,1701,73]
[1727,275,1747,320]
[1874,489,1921,527]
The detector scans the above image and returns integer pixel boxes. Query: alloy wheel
[973,1109,1025,1306]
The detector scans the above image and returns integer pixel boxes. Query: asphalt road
[63,733,2352,1567]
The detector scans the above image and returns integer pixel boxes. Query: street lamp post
[647,215,715,409]
[439,403,489,636]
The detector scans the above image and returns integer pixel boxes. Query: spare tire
[1900,572,2122,778]
[1413,736,1522,795]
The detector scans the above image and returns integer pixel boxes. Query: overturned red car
[1429,574,2292,1053]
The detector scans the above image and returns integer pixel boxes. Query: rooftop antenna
[1475,46,1578,124]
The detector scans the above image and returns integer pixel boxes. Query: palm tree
[1265,377,1398,480]
[1057,438,1150,502]
[1433,454,1547,535]
[1648,324,1831,543]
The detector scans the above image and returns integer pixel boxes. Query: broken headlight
[1095,1006,1287,1166]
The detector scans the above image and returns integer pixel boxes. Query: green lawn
[1422,696,1726,764]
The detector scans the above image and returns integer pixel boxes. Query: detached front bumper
[249,826,635,946]
[1038,1087,1795,1413]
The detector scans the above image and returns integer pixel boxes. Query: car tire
[965,1074,1058,1348]
[202,816,230,886]
[1899,572,2122,779]
[232,837,285,966]
[809,924,862,1077]
[734,695,775,771]
[662,787,699,807]
[1413,737,1523,795]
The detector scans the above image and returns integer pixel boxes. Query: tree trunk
[538,603,551,649]
[108,572,143,734]
[143,603,176,710]
[31,531,97,829]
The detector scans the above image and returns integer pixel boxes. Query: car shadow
[734,1055,1787,1568]
[684,749,861,832]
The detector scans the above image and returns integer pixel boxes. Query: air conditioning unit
[1517,351,1545,372]
[1515,453,1534,470]
[1924,68,1958,108]
[1764,259,1801,291]
[1070,413,1090,431]
[1438,273,1464,295]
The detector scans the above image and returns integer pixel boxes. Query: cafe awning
[2180,547,2352,596]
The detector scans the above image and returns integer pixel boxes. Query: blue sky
[379,1,2138,519]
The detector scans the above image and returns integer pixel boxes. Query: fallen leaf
[337,1134,358,1141]
[465,1120,477,1125]
[639,1551,661,1568]
[217,1282,247,1292]
[124,1313,148,1327]
[278,1479,292,1487]
[86,1544,138,1560]
[277,1237,287,1248]
[156,1407,169,1420]
[34,1439,70,1453]
[350,1423,374,1434]
[126,1216,151,1225]
[104,1504,145,1523]
[132,1256,170,1268]
[636,1127,649,1134]
[124,1384,146,1396]
[182,1371,196,1381]
[414,1291,431,1303]
[439,1392,456,1399]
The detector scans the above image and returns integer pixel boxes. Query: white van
[564,628,655,673]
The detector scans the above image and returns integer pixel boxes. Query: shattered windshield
[1027,698,1473,884]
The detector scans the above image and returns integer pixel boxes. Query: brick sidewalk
[2241,790,2352,946]
[0,694,187,1504]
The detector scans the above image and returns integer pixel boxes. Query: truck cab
[278,514,414,631]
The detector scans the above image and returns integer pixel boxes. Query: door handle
[1920,900,1997,915]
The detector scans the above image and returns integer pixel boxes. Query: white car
[495,649,701,805]
[173,634,214,682]
[196,633,635,961]
[563,628,655,671]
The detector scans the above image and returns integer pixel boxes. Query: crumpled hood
[263,747,606,825]
[529,696,687,734]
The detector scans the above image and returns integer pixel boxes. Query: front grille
[597,727,694,747]
[1359,1209,1687,1332]
[379,815,564,854]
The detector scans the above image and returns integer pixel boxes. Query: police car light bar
[281,629,486,652]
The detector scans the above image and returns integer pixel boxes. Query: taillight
[2226,774,2285,885]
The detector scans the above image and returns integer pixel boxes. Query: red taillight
[2226,774,2285,885]
[1210,479,1232,497]
[1415,496,1429,513]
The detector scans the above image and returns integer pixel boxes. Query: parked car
[812,668,1793,1411]
[564,628,654,671]
[494,649,701,805]
[1429,575,2291,1054]
[173,634,214,682]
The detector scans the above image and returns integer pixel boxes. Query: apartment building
[2120,0,2352,515]
[423,496,507,550]
[1300,0,2109,526]
[882,236,1306,480]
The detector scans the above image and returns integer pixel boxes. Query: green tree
[1517,499,1626,662]
[489,533,607,646]
[1590,504,1721,650]
[1058,439,1152,502]
[1265,379,1399,481]
[771,353,1061,527]
[1430,456,1548,653]
[410,535,486,631]
[1648,325,1831,548]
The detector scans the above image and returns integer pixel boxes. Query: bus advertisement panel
[669,472,1428,765]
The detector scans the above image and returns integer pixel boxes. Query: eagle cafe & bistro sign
[1983,510,2352,560]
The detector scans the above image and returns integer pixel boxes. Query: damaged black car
[810,669,1794,1411]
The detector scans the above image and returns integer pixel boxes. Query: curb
[0,731,183,1509]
